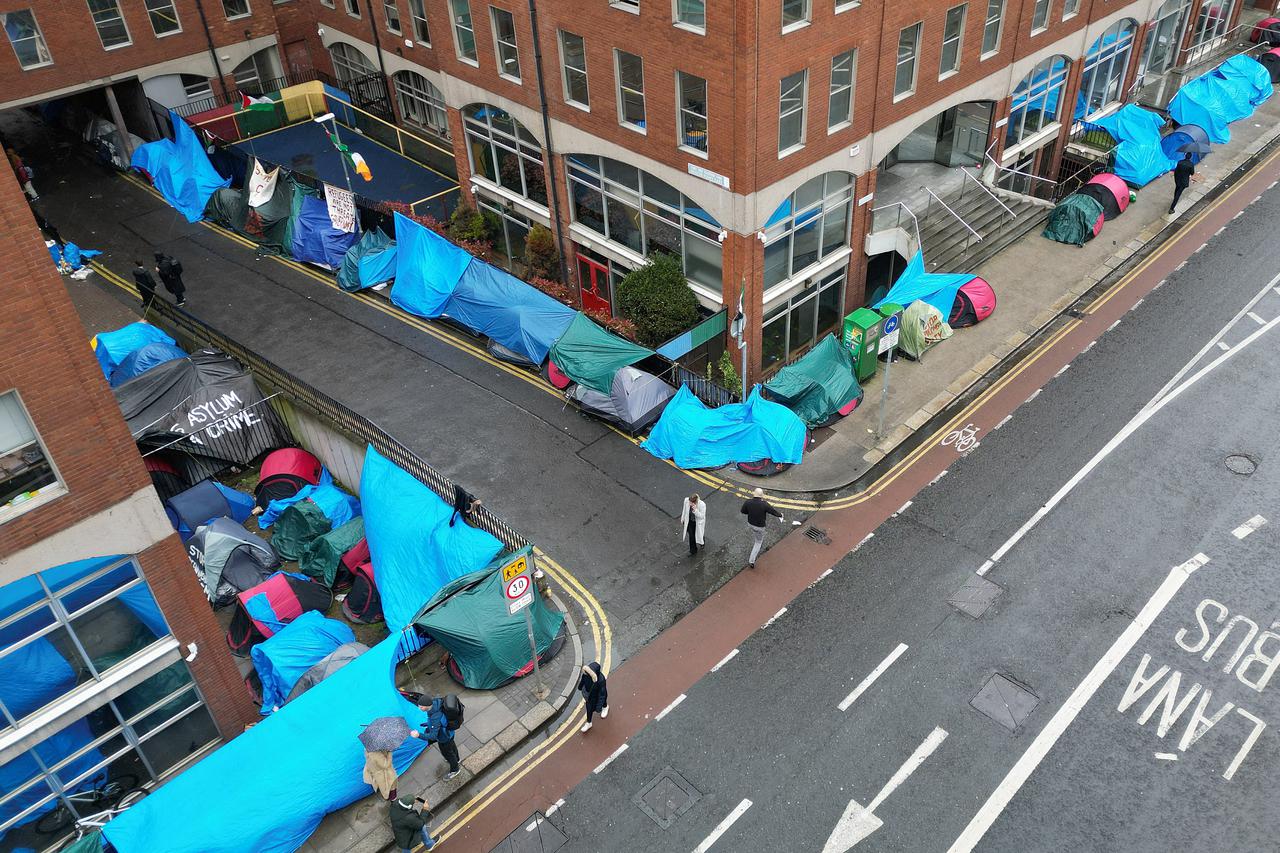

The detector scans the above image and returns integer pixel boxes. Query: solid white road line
[592,744,628,774]
[655,694,686,722]
[839,643,909,712]
[762,607,787,629]
[692,799,753,853]
[710,649,738,673]
[1233,515,1268,539]
[976,560,996,577]
[945,554,1208,853]
[1154,753,1179,761]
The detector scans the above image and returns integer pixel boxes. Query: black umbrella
[1176,141,1210,155]
[358,716,414,752]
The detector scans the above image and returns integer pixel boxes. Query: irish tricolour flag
[328,132,373,182]
[241,93,274,112]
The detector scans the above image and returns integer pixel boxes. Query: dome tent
[949,278,997,329]
[188,517,279,607]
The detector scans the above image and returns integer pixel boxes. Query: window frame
[1005,54,1068,149]
[1080,19,1136,118]
[761,172,854,292]
[394,71,449,136]
[981,0,1004,57]
[343,0,361,17]
[761,266,846,372]
[407,0,430,44]
[559,30,589,110]
[782,0,811,32]
[1030,0,1050,34]
[450,0,479,64]
[144,0,181,37]
[778,69,808,155]
[939,4,967,77]
[1,10,52,69]
[0,390,63,524]
[827,49,855,131]
[677,70,709,157]
[615,49,647,133]
[87,0,132,50]
[490,6,521,82]
[329,42,378,85]
[834,0,861,11]
[610,0,641,12]
[894,22,922,100]
[673,0,706,33]
[222,0,252,20]
[463,104,549,209]
[1062,0,1080,20]
[383,0,401,33]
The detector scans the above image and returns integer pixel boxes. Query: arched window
[761,172,853,290]
[1007,56,1070,148]
[1144,0,1189,75]
[329,42,376,85]
[1080,20,1137,117]
[566,154,724,295]
[394,72,447,136]
[1188,0,1238,62]
[463,105,547,208]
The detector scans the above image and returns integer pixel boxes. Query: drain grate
[947,575,1003,618]
[971,674,1039,732]
[634,767,701,829]
[804,526,832,545]
[1226,454,1258,475]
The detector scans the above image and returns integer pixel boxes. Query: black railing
[145,299,531,553]
[173,68,336,118]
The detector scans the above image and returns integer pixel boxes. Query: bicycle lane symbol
[941,423,980,453]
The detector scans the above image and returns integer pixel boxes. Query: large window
[145,0,181,36]
[394,71,448,136]
[408,0,430,44]
[477,196,534,276]
[895,23,921,99]
[329,42,376,85]
[981,0,1003,55]
[567,153,724,295]
[88,0,130,49]
[384,0,401,33]
[828,50,855,130]
[560,31,589,108]
[464,105,548,207]
[1143,0,1188,76]
[677,71,708,154]
[762,172,853,290]
[940,4,966,76]
[1188,0,1237,62]
[615,50,646,130]
[1006,55,1068,147]
[1080,19,1136,116]
[675,0,706,30]
[782,0,810,30]
[451,0,478,62]
[222,0,251,19]
[761,268,845,371]
[778,69,807,153]
[1030,0,1050,33]
[2,10,51,69]
[491,7,521,81]
[1,392,59,522]
[233,47,276,95]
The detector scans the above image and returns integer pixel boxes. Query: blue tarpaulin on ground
[250,611,355,714]
[1092,105,1175,186]
[642,386,807,469]
[291,193,359,268]
[337,228,397,291]
[257,470,359,529]
[390,212,474,318]
[130,110,230,223]
[102,633,427,853]
[872,251,972,317]
[1170,57,1274,144]
[92,322,176,379]
[108,341,188,387]
[360,446,504,632]
[444,261,578,365]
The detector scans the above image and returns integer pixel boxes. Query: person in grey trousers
[740,487,783,568]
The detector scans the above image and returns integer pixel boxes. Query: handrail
[920,187,982,242]
[961,167,1015,217]
[985,152,1057,186]
[870,201,922,248]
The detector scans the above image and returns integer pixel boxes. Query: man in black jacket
[389,796,437,852]
[1169,154,1200,215]
[741,487,784,568]
[154,251,186,306]
[131,260,159,311]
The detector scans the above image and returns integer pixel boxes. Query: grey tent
[188,517,279,607]
[569,366,676,433]
[284,640,369,703]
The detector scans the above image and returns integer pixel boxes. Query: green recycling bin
[842,307,884,383]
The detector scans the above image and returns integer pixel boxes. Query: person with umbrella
[359,716,416,801]
[1169,153,1201,215]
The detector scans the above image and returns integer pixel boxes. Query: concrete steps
[917,186,1050,275]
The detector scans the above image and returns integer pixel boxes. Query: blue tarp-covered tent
[872,251,972,317]
[109,341,188,387]
[102,633,427,853]
[1092,105,1175,186]
[391,212,474,318]
[1216,54,1273,108]
[250,611,355,714]
[92,322,176,379]
[130,110,231,222]
[337,228,397,291]
[1171,57,1273,144]
[257,470,359,529]
[291,193,359,268]
[444,262,578,365]
[360,446,504,631]
[642,386,807,469]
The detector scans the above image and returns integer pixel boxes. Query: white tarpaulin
[248,159,279,208]
[325,184,357,233]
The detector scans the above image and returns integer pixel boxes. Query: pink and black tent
[949,278,997,328]
[255,447,323,509]
[1262,48,1280,84]
[1079,173,1130,220]
[1252,17,1280,45]
[226,571,332,656]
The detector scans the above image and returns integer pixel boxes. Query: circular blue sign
[884,314,900,334]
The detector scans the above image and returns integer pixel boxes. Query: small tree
[716,350,740,395]
[447,204,492,243]
[616,254,700,348]
[525,224,560,281]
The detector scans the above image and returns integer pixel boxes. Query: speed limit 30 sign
[502,554,535,615]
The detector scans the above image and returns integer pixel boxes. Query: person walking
[680,493,706,556]
[154,251,186,307]
[389,795,438,852]
[362,749,399,801]
[578,661,608,732]
[7,148,36,200]
[1169,154,1200,214]
[741,487,783,569]
[409,697,461,780]
[131,260,160,311]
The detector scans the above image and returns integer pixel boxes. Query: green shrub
[448,205,492,242]
[716,350,740,394]
[616,254,700,347]
[525,224,560,281]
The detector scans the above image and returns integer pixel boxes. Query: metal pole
[526,0,572,285]
[524,608,548,699]
[876,343,893,440]
[192,0,230,99]
[327,117,353,195]
[740,339,748,401]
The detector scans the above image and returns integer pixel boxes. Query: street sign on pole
[498,547,547,698]
[876,312,901,440]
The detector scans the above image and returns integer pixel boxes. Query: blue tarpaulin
[444,261,578,365]
[108,341,188,387]
[1217,54,1273,108]
[337,228,397,291]
[130,110,231,223]
[872,251,972,317]
[48,241,102,271]
[92,322,176,379]
[642,386,807,469]
[1092,105,1175,186]
[257,470,359,530]
[102,633,427,853]
[1171,57,1274,144]
[291,193,359,268]
[360,446,504,632]
[390,212,473,318]
[250,611,355,714]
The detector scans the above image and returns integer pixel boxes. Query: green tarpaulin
[244,174,296,256]
[205,186,249,232]
[298,517,365,587]
[61,831,105,853]
[898,301,953,360]
[413,548,565,690]
[337,227,393,292]
[272,500,332,562]
[763,334,862,426]
[1043,193,1104,246]
[548,312,653,394]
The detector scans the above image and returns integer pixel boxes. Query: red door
[577,254,612,316]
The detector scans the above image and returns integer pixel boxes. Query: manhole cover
[804,526,832,545]
[1226,454,1258,475]
[971,674,1039,732]
[634,767,701,829]
[947,575,1003,619]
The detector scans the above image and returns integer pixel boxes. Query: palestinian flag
[328,132,373,182]
[241,93,275,112]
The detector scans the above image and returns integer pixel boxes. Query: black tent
[1077,182,1124,221]
[113,350,290,482]
[225,572,332,656]
[188,517,280,607]
[1263,49,1280,84]
[341,561,382,624]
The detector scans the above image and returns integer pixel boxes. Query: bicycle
[941,423,979,453]
[34,773,148,838]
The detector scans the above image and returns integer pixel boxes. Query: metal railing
[173,68,334,118]
[922,187,982,242]
[869,201,922,247]
[671,364,739,406]
[960,167,1015,218]
[144,298,531,553]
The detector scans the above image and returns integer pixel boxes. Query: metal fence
[145,298,531,553]
[173,68,334,118]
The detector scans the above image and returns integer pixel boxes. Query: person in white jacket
[680,494,706,556]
